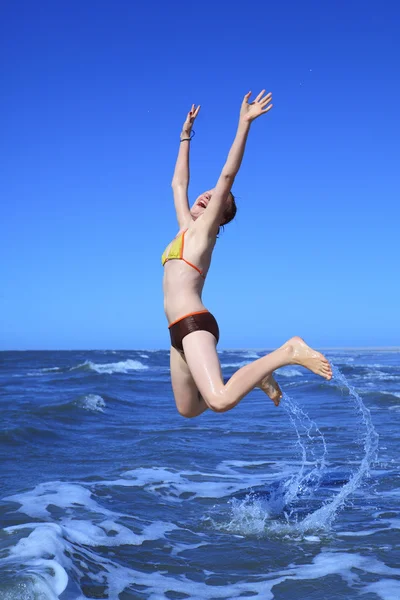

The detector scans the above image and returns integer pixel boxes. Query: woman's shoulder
[185,222,218,254]
[187,217,218,241]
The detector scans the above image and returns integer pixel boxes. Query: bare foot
[258,374,282,407]
[283,336,332,380]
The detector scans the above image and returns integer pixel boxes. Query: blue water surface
[0,349,399,599]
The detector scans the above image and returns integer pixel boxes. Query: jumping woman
[162,90,332,418]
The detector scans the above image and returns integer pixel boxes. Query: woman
[162,90,332,418]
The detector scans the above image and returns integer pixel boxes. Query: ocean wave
[362,370,400,382]
[360,390,400,408]
[379,391,400,400]
[362,363,400,369]
[32,395,107,418]
[74,394,106,412]
[40,359,148,375]
[328,363,400,376]
[1,481,178,600]
[102,464,297,503]
[240,350,261,359]
[276,367,303,378]
[75,359,148,374]
[219,364,305,377]
[0,425,59,444]
[221,360,251,368]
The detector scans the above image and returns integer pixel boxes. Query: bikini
[161,229,205,278]
[162,229,219,353]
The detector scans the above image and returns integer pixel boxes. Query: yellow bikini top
[161,229,205,278]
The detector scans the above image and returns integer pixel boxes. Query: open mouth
[198,200,207,209]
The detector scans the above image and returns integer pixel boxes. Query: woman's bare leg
[170,345,281,416]
[182,334,332,414]
[170,346,209,418]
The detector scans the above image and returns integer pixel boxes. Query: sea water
[0,349,399,599]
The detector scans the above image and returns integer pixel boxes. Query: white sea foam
[6,542,395,600]
[361,370,400,382]
[1,518,177,600]
[60,518,176,547]
[276,367,303,377]
[39,359,149,375]
[170,541,210,557]
[338,527,389,537]
[1,480,179,599]
[4,482,115,520]
[240,350,260,358]
[75,359,148,374]
[96,465,295,502]
[359,363,399,369]
[1,523,71,598]
[75,394,106,412]
[2,470,399,600]
[365,579,400,600]
[4,481,176,546]
[290,551,400,582]
[221,360,251,368]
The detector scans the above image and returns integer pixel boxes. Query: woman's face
[190,189,214,220]
[190,189,232,221]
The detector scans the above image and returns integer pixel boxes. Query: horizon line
[1,346,400,352]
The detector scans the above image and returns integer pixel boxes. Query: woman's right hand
[240,90,273,123]
[181,104,200,139]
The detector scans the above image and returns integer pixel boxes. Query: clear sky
[1,0,399,350]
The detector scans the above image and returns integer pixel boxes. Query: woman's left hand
[181,104,200,139]
[240,90,273,123]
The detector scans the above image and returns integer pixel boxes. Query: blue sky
[1,0,399,350]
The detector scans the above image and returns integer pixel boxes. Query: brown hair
[218,192,237,234]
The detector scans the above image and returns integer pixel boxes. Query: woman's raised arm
[202,90,273,230]
[171,104,200,228]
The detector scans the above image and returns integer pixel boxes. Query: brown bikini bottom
[169,310,220,354]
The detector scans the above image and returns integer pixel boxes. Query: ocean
[0,348,399,599]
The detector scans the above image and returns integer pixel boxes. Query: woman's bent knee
[203,392,230,413]
[175,391,206,418]
[177,405,198,419]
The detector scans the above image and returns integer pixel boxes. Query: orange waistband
[168,309,209,329]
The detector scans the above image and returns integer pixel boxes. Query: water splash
[299,366,379,531]
[221,365,379,537]
[219,394,328,537]
[266,393,327,516]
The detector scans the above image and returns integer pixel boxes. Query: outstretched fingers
[240,88,273,122]
[192,104,201,118]
[255,89,266,102]
[261,92,273,112]
[186,104,200,124]
[262,103,273,113]
[260,92,272,104]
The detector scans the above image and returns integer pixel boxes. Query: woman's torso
[162,223,216,324]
